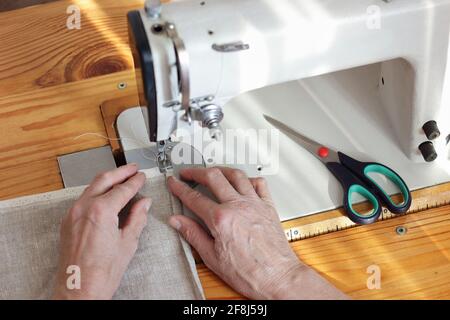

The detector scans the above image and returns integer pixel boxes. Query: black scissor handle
[326,162,382,225]
[337,152,412,214]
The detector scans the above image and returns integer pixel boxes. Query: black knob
[419,141,437,162]
[422,120,440,140]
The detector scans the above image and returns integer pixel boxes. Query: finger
[167,176,218,229]
[249,177,273,202]
[179,167,239,202]
[168,215,216,267]
[122,197,151,241]
[83,164,139,198]
[215,167,256,196]
[100,172,146,214]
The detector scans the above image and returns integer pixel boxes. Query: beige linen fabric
[0,169,204,300]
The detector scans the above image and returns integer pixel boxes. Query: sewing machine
[117,0,450,220]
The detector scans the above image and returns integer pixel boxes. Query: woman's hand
[52,164,151,300]
[168,167,348,300]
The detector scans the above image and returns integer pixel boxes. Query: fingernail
[169,217,182,231]
[144,198,152,211]
[129,163,138,168]
[167,176,177,183]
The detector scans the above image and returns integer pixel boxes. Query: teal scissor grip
[347,184,380,219]
[326,161,382,224]
[363,164,410,211]
[336,152,412,215]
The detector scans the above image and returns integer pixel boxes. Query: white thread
[213,52,225,98]
[73,133,158,161]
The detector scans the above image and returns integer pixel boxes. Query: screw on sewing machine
[422,120,440,140]
[117,82,127,90]
[395,226,407,236]
[419,141,437,162]
[152,24,164,34]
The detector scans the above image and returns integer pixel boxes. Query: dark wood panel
[0,0,60,12]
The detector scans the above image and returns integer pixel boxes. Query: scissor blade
[263,114,339,163]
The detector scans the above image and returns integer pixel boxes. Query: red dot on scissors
[318,146,329,158]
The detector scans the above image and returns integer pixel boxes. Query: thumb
[169,215,216,266]
[122,198,151,242]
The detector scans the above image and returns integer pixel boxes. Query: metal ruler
[284,190,450,242]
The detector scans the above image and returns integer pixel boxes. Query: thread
[73,132,158,161]
[213,52,225,99]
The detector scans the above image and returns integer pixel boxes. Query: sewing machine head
[127,0,450,165]
[128,0,226,146]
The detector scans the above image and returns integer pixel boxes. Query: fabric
[0,169,204,300]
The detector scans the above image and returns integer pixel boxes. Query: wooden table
[1,0,449,299]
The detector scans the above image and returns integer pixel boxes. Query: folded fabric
[0,169,204,300]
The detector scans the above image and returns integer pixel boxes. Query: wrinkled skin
[52,164,151,300]
[168,167,348,300]
[53,164,347,300]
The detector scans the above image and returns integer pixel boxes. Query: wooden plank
[0,70,138,200]
[0,0,144,96]
[0,158,63,200]
[199,203,450,299]
[100,95,139,157]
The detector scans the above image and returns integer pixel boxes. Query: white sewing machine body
[123,0,450,220]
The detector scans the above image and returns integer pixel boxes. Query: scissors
[264,115,412,225]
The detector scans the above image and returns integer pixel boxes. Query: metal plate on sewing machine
[124,140,208,231]
[123,142,206,187]
[57,146,117,188]
[167,142,206,180]
[123,147,159,170]
[117,107,207,177]
[122,142,205,171]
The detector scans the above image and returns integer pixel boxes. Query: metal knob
[200,104,223,128]
[419,141,437,162]
[200,104,224,140]
[422,120,440,140]
[145,0,162,19]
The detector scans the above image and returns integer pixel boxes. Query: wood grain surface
[200,203,450,299]
[0,70,138,199]
[0,0,449,300]
[100,94,139,158]
[0,0,144,96]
